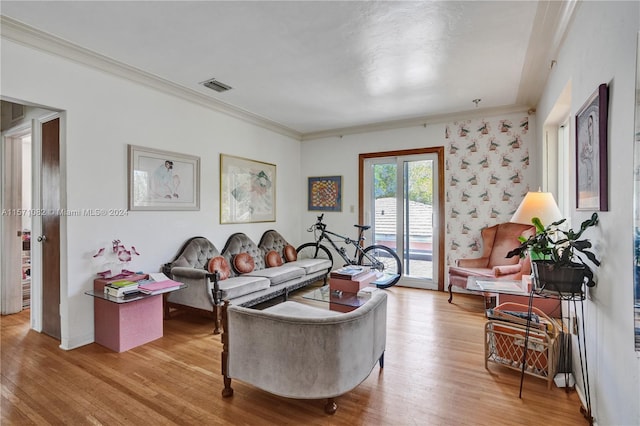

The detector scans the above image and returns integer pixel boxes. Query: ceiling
[1,1,576,139]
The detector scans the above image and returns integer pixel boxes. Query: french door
[361,149,443,290]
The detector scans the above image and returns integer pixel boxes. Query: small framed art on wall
[308,176,342,212]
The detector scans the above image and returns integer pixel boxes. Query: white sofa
[163,231,331,333]
[220,291,387,414]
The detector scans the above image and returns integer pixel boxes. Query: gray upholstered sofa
[221,291,387,414]
[163,230,331,333]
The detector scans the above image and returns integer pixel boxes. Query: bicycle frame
[309,215,376,266]
[301,214,402,288]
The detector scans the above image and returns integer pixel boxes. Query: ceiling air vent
[200,78,232,93]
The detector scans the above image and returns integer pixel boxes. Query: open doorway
[1,122,32,314]
[1,100,62,341]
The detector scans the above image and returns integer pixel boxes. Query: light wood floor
[1,285,588,425]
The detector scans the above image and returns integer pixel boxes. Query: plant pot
[532,260,585,294]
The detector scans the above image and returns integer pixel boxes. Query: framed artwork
[575,83,609,211]
[220,154,276,223]
[308,176,342,212]
[127,144,200,211]
[633,33,640,351]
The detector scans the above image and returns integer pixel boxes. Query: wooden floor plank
[1,286,588,425]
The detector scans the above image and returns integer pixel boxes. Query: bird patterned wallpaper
[444,114,535,268]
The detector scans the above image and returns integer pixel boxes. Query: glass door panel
[403,159,434,281]
[372,161,398,252]
[367,154,438,289]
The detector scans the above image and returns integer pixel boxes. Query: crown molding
[301,104,533,142]
[517,0,579,107]
[0,16,303,141]
[1,16,545,144]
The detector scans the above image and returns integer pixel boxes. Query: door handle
[37,235,47,242]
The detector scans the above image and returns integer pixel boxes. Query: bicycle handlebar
[307,214,326,232]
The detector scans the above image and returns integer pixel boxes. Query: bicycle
[296,214,402,288]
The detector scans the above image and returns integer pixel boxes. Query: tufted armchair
[448,222,535,303]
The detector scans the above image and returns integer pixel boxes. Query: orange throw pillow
[207,256,231,280]
[233,252,255,274]
[265,250,283,267]
[283,244,297,262]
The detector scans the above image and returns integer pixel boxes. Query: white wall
[300,126,443,246]
[1,38,304,350]
[535,2,639,425]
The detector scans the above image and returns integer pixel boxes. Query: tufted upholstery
[259,230,332,276]
[258,229,289,260]
[222,233,266,276]
[165,233,332,334]
[165,236,219,271]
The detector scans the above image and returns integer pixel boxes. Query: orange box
[330,271,377,293]
[329,303,357,313]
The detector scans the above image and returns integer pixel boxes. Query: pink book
[138,280,182,294]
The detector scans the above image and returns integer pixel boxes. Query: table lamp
[510,190,563,292]
[510,191,563,227]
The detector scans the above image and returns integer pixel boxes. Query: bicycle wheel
[296,243,334,269]
[358,245,402,288]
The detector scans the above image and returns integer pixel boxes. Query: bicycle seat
[354,224,371,231]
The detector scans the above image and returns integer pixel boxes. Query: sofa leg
[324,398,337,414]
[379,352,384,369]
[213,304,221,335]
[222,376,234,398]
[221,300,233,398]
[448,283,453,303]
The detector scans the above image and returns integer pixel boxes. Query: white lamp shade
[510,191,563,227]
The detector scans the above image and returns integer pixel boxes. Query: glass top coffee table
[302,285,370,311]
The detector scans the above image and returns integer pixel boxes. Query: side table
[86,276,186,352]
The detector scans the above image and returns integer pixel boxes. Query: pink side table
[88,276,166,352]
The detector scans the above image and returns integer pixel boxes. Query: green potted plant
[506,213,600,293]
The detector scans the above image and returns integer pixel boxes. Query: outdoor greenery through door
[359,147,445,291]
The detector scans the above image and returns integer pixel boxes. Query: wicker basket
[484,303,560,388]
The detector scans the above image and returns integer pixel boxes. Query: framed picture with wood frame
[575,83,609,211]
[220,154,276,223]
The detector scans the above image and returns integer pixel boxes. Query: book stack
[330,266,369,280]
[104,279,139,297]
[138,279,183,295]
